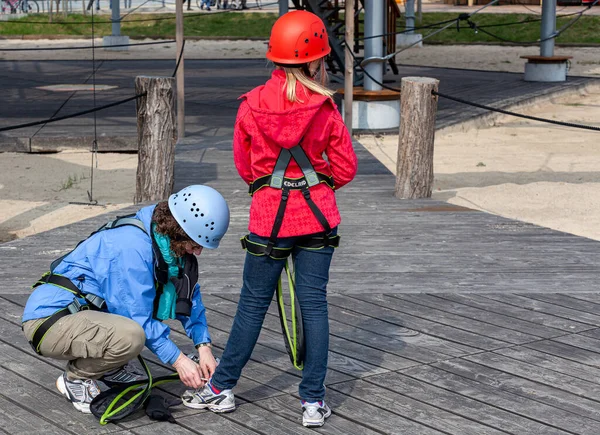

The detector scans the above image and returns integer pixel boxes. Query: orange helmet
[266,10,331,65]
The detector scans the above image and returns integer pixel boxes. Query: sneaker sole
[303,406,332,427]
[303,420,325,428]
[56,375,91,414]
[182,400,236,413]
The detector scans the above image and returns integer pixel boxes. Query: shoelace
[83,379,101,398]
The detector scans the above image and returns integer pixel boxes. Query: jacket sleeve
[326,110,358,190]
[233,100,253,185]
[176,283,211,346]
[105,249,181,365]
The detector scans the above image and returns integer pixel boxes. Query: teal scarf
[152,225,184,320]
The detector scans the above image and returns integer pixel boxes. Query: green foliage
[412,13,600,44]
[1,12,599,44]
[60,173,87,191]
[0,12,278,38]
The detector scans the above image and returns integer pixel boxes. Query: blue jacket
[22,205,211,365]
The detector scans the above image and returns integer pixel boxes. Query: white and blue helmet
[168,185,230,249]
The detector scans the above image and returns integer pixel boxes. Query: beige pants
[23,310,145,380]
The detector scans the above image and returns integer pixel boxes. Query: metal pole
[111,0,120,37]
[176,0,185,138]
[344,0,354,132]
[363,0,384,91]
[279,0,287,15]
[540,0,556,57]
[405,0,415,34]
[417,0,422,25]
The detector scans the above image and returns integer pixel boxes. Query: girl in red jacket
[183,10,357,428]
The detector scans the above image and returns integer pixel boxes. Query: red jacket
[233,70,357,238]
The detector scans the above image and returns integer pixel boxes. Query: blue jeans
[211,230,336,401]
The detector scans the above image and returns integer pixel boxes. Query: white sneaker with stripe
[302,400,331,427]
[56,372,101,414]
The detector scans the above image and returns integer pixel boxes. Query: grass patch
[0,12,599,44]
[415,13,600,45]
[59,173,87,190]
[0,12,278,38]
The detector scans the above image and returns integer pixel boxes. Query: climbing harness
[241,142,340,370]
[27,215,152,356]
[25,214,196,424]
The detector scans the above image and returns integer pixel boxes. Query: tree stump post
[395,77,439,199]
[134,76,176,204]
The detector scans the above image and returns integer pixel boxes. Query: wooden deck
[2,58,600,434]
[1,129,600,434]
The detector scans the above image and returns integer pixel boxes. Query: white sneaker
[181,382,236,412]
[302,400,331,428]
[56,372,101,414]
[100,363,146,386]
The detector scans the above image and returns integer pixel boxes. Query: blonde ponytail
[282,58,334,103]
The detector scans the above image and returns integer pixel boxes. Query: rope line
[172,38,185,77]
[0,40,176,52]
[344,43,600,133]
[89,5,99,204]
[29,60,105,139]
[433,90,600,132]
[0,94,144,133]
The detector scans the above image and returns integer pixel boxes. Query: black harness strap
[241,235,293,260]
[270,148,293,189]
[29,308,70,355]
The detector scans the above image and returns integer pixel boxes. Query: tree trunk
[395,76,439,199]
[134,76,176,204]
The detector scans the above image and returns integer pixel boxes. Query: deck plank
[404,365,600,434]
[365,371,570,435]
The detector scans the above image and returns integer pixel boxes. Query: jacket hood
[136,204,157,236]
[240,70,333,149]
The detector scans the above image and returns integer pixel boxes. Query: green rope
[277,259,303,371]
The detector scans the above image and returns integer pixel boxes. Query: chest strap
[247,143,336,256]
[249,173,334,196]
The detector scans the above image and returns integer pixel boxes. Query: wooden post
[395,77,439,199]
[176,0,185,139]
[134,76,176,204]
[344,0,354,132]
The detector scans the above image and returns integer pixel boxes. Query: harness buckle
[271,176,284,189]
[67,298,87,315]
[281,189,290,201]
[301,188,311,200]
[264,241,275,256]
[84,293,107,310]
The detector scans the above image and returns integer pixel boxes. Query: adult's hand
[198,346,217,382]
[172,352,205,389]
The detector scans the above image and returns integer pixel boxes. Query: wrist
[172,351,185,368]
